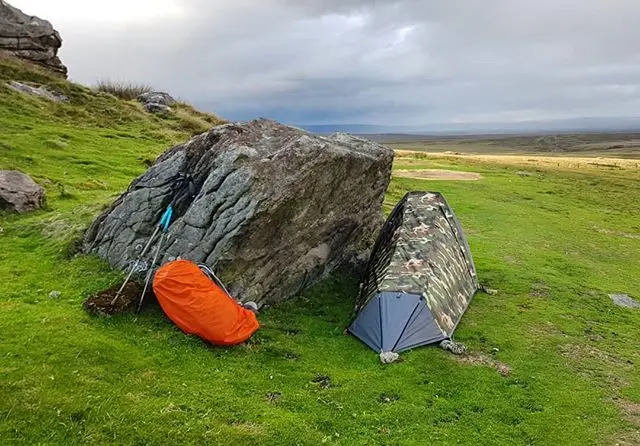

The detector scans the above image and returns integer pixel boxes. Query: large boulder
[0,0,67,77]
[84,119,393,306]
[0,170,46,213]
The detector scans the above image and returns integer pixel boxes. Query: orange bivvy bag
[152,259,259,345]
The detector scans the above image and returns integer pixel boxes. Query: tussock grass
[95,80,153,101]
[166,102,224,135]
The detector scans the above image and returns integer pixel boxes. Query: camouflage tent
[348,191,478,354]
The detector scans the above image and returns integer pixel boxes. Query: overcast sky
[10,0,640,126]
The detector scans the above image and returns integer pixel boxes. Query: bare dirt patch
[558,343,634,389]
[594,226,640,240]
[613,431,640,446]
[528,322,566,338]
[83,281,145,316]
[559,344,630,367]
[530,281,550,298]
[312,375,333,389]
[615,398,640,426]
[394,169,481,181]
[455,353,511,376]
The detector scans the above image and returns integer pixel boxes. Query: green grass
[1,55,640,445]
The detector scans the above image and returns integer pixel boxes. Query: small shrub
[95,80,153,101]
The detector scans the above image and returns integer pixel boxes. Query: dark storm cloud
[14,0,640,125]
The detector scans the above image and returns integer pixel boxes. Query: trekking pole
[110,207,171,305]
[136,205,174,314]
[111,225,161,305]
[111,172,195,308]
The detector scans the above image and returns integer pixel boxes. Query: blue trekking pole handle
[159,205,173,232]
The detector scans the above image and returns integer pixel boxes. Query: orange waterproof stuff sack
[152,260,259,345]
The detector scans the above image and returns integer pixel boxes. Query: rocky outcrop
[8,80,67,101]
[85,119,394,307]
[138,92,176,107]
[0,170,46,213]
[0,0,67,77]
[138,92,176,113]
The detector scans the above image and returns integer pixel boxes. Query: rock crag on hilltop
[0,0,67,77]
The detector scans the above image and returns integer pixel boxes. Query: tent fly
[348,191,479,356]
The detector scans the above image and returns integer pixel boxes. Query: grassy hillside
[1,56,640,445]
[0,52,221,201]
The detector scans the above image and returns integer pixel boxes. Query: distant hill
[377,132,640,159]
[298,124,391,135]
[300,117,640,137]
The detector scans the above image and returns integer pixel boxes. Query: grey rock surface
[609,293,640,308]
[138,91,176,113]
[0,0,67,76]
[379,351,400,364]
[0,170,46,213]
[143,102,172,114]
[84,119,393,306]
[8,80,67,101]
[138,91,176,107]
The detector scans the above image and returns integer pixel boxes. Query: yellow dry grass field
[395,150,640,171]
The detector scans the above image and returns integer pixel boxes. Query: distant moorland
[371,132,640,159]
